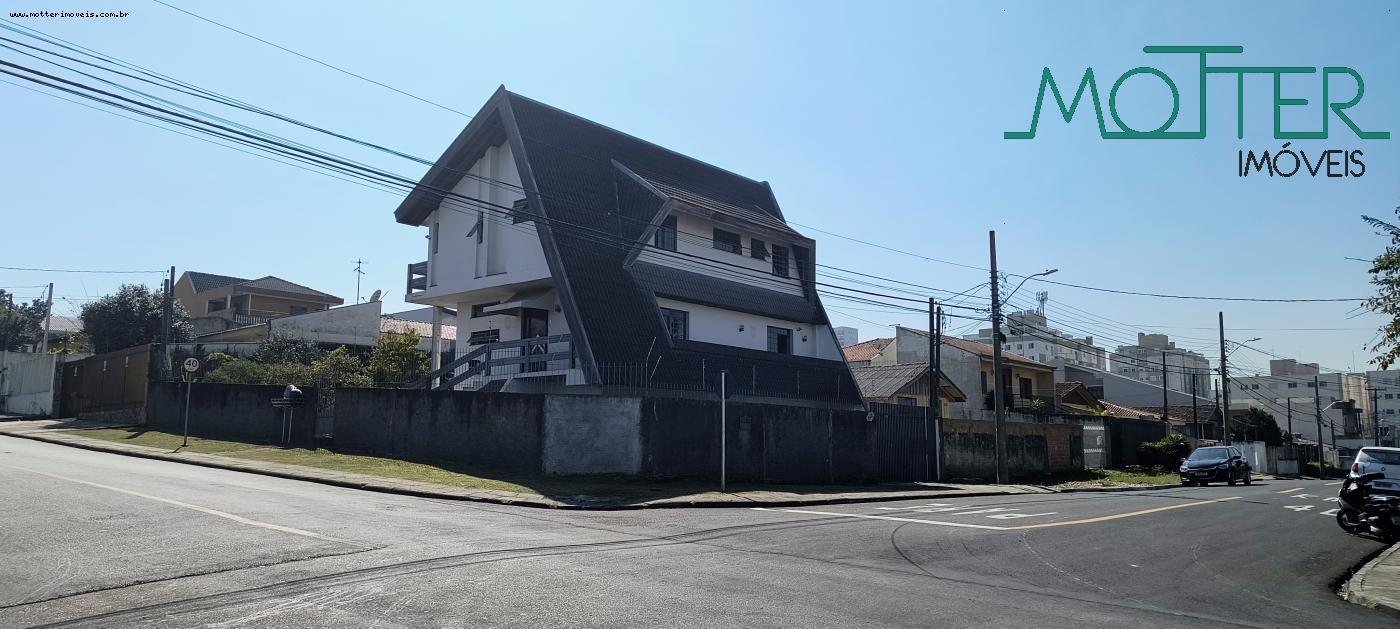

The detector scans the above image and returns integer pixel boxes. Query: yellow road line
[1277,487,1304,494]
[1002,496,1243,530]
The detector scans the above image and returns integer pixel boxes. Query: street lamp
[989,267,1057,485]
[1225,337,1263,357]
[1004,269,1058,305]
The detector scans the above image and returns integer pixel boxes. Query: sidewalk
[1346,543,1400,616]
[0,420,1046,510]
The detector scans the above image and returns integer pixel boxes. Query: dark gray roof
[184,272,343,304]
[850,364,967,401]
[187,271,249,294]
[629,261,824,323]
[391,88,857,404]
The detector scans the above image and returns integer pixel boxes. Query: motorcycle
[1335,471,1400,542]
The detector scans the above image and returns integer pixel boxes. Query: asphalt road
[1,437,1395,628]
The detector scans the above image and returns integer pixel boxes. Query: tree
[1232,407,1284,446]
[367,331,429,387]
[1362,207,1400,368]
[254,335,325,364]
[79,284,192,353]
[0,289,46,351]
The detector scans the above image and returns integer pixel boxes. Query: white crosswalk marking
[1320,508,1340,516]
[986,512,1057,519]
[949,507,1017,516]
[1291,494,1315,499]
[1284,505,1314,512]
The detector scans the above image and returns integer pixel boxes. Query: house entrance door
[521,308,549,372]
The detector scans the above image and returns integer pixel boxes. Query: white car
[1351,447,1400,494]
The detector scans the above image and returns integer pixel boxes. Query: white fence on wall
[0,351,59,416]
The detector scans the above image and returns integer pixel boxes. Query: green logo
[1005,46,1389,140]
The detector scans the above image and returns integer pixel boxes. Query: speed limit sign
[182,357,201,373]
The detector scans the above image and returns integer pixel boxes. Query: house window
[713,228,742,254]
[1028,343,1035,349]
[511,198,532,224]
[1251,384,1259,389]
[750,238,768,260]
[1387,394,1394,400]
[1319,382,1328,388]
[471,302,500,318]
[1389,409,1396,415]
[1287,382,1297,388]
[659,307,688,341]
[207,298,226,313]
[1307,382,1315,388]
[290,306,307,316]
[767,326,792,354]
[466,212,484,243]
[654,216,677,251]
[467,329,500,345]
[432,221,440,253]
[897,396,918,407]
[793,246,809,281]
[771,245,789,277]
[1019,377,1032,399]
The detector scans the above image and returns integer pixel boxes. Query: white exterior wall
[654,297,842,360]
[0,352,58,416]
[1111,346,1211,395]
[636,212,803,297]
[415,142,551,303]
[1367,370,1400,438]
[454,290,570,348]
[270,302,382,347]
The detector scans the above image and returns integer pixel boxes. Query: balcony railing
[407,261,428,295]
[416,334,573,391]
[982,393,1057,414]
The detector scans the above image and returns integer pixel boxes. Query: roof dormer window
[713,228,742,254]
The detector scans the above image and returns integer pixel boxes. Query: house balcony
[983,393,1058,414]
[417,334,579,391]
[406,261,428,297]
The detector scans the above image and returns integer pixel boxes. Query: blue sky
[1,0,1396,375]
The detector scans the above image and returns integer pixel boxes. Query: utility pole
[1218,312,1231,445]
[929,298,944,482]
[1286,397,1293,444]
[988,231,1008,485]
[1315,375,1325,478]
[39,283,53,354]
[1190,372,1200,442]
[1368,386,1383,447]
[1160,350,1169,421]
[162,266,175,344]
[353,259,366,303]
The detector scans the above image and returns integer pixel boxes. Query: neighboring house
[1110,333,1211,396]
[1055,361,1213,412]
[1128,404,1224,440]
[175,271,343,336]
[394,88,857,402]
[962,309,1106,370]
[386,307,458,327]
[195,301,455,355]
[1228,368,1370,443]
[841,326,1055,419]
[850,363,966,414]
[842,337,893,367]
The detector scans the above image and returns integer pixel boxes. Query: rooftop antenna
[353,259,366,303]
[1036,290,1048,316]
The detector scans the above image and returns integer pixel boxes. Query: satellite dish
[369,289,382,303]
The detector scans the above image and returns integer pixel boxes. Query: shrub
[1138,433,1192,470]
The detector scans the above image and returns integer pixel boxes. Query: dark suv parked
[1179,446,1252,486]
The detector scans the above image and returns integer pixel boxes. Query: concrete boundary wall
[543,396,641,475]
[0,352,58,416]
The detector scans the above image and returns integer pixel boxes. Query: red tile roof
[842,337,893,363]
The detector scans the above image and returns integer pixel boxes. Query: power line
[0,264,163,274]
[146,1,473,117]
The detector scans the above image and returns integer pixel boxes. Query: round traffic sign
[182,357,201,373]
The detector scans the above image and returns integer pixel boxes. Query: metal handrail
[419,334,572,391]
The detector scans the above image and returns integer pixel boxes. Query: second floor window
[713,228,742,254]
[751,238,768,260]
[767,326,792,354]
[468,329,500,345]
[207,298,226,313]
[655,216,677,251]
[771,245,789,277]
[659,307,688,341]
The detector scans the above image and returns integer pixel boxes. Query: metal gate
[873,402,934,482]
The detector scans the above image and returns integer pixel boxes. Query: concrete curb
[0,429,1031,511]
[1344,543,1400,616]
[1053,483,1180,493]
